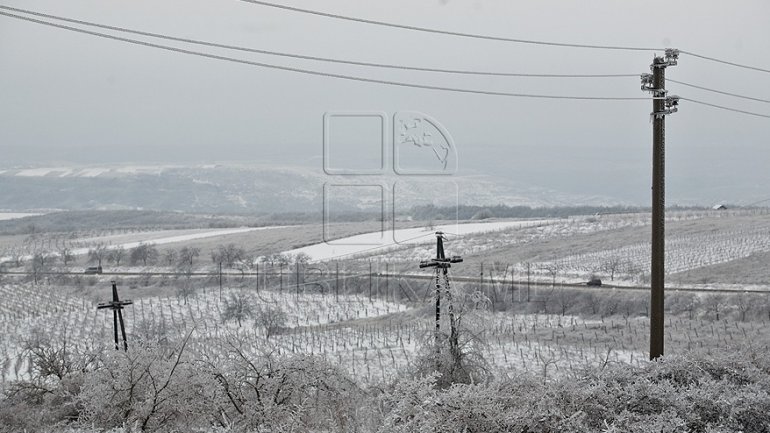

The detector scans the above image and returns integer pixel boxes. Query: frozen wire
[0,11,657,101]
[0,5,639,79]
[679,97,770,119]
[238,0,663,52]
[680,50,770,74]
[668,79,770,104]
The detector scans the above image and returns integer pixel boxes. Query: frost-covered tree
[87,244,109,267]
[58,246,75,267]
[211,243,246,268]
[255,305,288,339]
[129,243,158,266]
[413,284,491,389]
[177,246,200,268]
[107,245,126,267]
[221,292,255,327]
[79,336,213,432]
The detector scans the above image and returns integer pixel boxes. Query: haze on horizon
[1,0,769,207]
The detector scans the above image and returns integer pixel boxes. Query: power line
[679,97,770,119]
[0,5,639,79]
[238,0,663,52]
[668,79,770,104]
[680,50,770,74]
[0,11,656,101]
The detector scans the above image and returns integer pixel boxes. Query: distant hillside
[0,163,621,214]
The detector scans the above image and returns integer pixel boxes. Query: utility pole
[526,262,531,302]
[641,49,679,360]
[218,261,222,302]
[480,262,484,287]
[420,231,463,366]
[97,281,132,351]
[385,263,389,301]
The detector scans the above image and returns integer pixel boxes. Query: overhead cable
[680,50,770,74]
[0,5,640,79]
[0,11,656,101]
[668,79,770,104]
[679,97,770,119]
[237,0,663,52]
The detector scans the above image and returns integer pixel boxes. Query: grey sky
[1,0,769,206]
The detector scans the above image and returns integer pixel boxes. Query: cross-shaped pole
[97,281,133,351]
[420,231,463,364]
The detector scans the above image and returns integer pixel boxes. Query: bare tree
[555,286,573,316]
[600,291,621,318]
[293,252,311,265]
[163,249,177,267]
[541,263,560,287]
[212,244,246,268]
[108,246,126,267]
[734,292,753,322]
[88,244,109,268]
[601,256,624,281]
[221,292,256,327]
[255,305,288,339]
[178,246,200,268]
[580,292,600,315]
[536,348,562,384]
[29,253,52,284]
[176,274,196,305]
[703,294,727,321]
[260,253,289,267]
[58,247,75,267]
[130,243,159,266]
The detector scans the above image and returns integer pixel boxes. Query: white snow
[15,168,71,177]
[0,226,287,264]
[74,226,284,254]
[76,168,111,177]
[0,212,42,221]
[283,219,555,262]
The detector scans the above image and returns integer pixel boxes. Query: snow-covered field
[0,212,41,221]
[0,226,285,264]
[74,226,284,250]
[3,165,184,178]
[283,219,556,262]
[0,283,406,382]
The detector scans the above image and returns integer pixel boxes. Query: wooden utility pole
[526,262,531,302]
[480,262,484,287]
[97,281,132,351]
[642,49,679,360]
[385,263,389,301]
[218,261,222,301]
[420,232,463,366]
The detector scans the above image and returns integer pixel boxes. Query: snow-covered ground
[0,226,286,264]
[283,219,555,262]
[0,212,42,221]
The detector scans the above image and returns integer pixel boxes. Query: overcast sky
[1,0,769,205]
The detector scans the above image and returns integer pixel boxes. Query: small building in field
[712,204,728,210]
